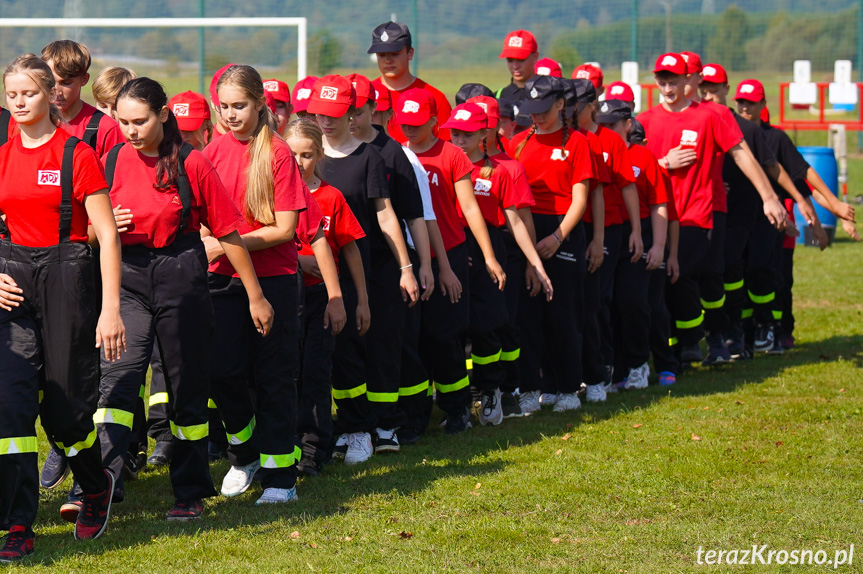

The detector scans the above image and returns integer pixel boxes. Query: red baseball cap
[394,88,437,126]
[700,63,728,85]
[346,73,375,109]
[605,81,635,102]
[371,79,392,112]
[653,53,687,75]
[209,63,237,108]
[264,91,277,114]
[467,95,500,128]
[535,58,562,78]
[307,75,355,118]
[735,79,766,102]
[169,91,211,131]
[680,51,703,74]
[441,103,488,132]
[499,30,538,60]
[291,76,319,113]
[572,64,603,89]
[263,79,291,104]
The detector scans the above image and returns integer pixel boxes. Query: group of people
[0,21,856,562]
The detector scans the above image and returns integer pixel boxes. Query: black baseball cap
[517,75,565,116]
[455,83,494,105]
[368,22,412,54]
[629,118,646,143]
[573,78,597,104]
[596,99,632,124]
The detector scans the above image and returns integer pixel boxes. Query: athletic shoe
[613,377,628,391]
[602,365,618,394]
[441,407,472,435]
[297,459,321,478]
[702,334,732,366]
[779,334,795,349]
[220,460,261,497]
[539,393,558,407]
[679,344,703,364]
[166,499,203,521]
[123,452,139,481]
[332,434,349,460]
[147,440,174,467]
[754,324,774,353]
[585,383,607,403]
[767,335,785,355]
[60,497,83,523]
[134,448,148,474]
[397,428,420,445]
[40,444,69,489]
[624,362,650,390]
[658,372,676,386]
[74,469,114,540]
[501,392,525,418]
[0,526,33,563]
[344,432,373,464]
[518,390,541,415]
[255,487,298,505]
[478,389,504,426]
[725,327,745,358]
[374,428,400,454]
[552,392,582,413]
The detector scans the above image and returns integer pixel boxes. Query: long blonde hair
[3,54,63,126]
[217,64,280,225]
[284,118,325,180]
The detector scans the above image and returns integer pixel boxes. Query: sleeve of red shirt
[712,108,743,153]
[609,134,637,188]
[449,143,474,183]
[331,190,366,248]
[96,117,126,159]
[569,131,595,187]
[72,142,108,204]
[642,148,669,206]
[508,161,535,209]
[188,150,244,239]
[586,132,610,185]
[272,139,309,213]
[295,185,324,246]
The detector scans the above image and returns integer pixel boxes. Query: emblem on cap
[476,102,488,112]
[601,103,609,112]
[513,105,520,115]
[740,84,755,93]
[263,81,278,92]
[537,67,550,75]
[611,86,624,95]
[402,100,420,113]
[703,66,716,77]
[381,31,390,42]
[576,70,590,79]
[530,87,538,99]
[320,87,339,101]
[455,109,472,121]
[661,55,678,67]
[297,88,311,100]
[508,37,523,48]
[173,103,190,117]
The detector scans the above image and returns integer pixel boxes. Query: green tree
[707,5,749,71]
[308,29,343,76]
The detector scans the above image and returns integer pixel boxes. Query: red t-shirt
[627,144,669,220]
[510,127,594,216]
[297,182,365,287]
[103,144,244,248]
[703,100,742,214]
[0,129,106,247]
[639,101,741,229]
[413,139,474,253]
[382,77,453,144]
[584,125,635,226]
[492,152,535,210]
[204,132,308,276]
[59,102,125,159]
[458,156,521,229]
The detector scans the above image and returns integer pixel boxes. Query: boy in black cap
[369,21,452,144]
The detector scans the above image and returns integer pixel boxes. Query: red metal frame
[776,82,863,131]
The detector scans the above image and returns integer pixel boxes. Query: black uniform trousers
[581,222,607,387]
[669,226,712,346]
[498,231,525,394]
[648,256,678,374]
[398,249,432,435]
[725,214,783,328]
[145,345,171,442]
[598,224,623,367]
[209,273,300,491]
[699,211,730,334]
[613,218,653,374]
[0,241,107,530]
[467,227,508,394]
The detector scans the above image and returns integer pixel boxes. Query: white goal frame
[0,18,308,81]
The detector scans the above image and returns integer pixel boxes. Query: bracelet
[664,155,671,170]
[551,232,563,245]
[400,263,413,270]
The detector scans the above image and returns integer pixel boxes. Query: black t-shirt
[761,122,811,202]
[370,125,424,224]
[497,80,531,104]
[725,109,777,221]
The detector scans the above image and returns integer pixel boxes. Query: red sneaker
[166,499,203,521]
[0,525,34,563]
[74,469,115,540]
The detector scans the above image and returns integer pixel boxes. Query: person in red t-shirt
[203,65,309,506]
[399,88,506,434]
[445,103,551,427]
[263,79,293,136]
[509,75,594,414]
[0,54,124,556]
[40,41,124,157]
[285,118,367,476]
[368,21,452,144]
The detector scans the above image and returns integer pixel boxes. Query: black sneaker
[374,428,400,454]
[702,334,732,366]
[40,443,69,489]
[767,334,785,355]
[0,526,34,563]
[147,440,174,466]
[297,459,321,477]
[74,469,114,540]
[501,392,525,418]
[166,499,203,521]
[123,452,139,481]
[441,407,472,435]
[134,448,148,474]
[725,327,745,358]
[754,324,774,353]
[397,427,420,445]
[679,344,703,364]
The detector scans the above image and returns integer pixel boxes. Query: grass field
[13,221,863,571]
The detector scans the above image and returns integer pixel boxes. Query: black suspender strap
[104,143,124,190]
[58,137,81,244]
[83,109,105,151]
[0,108,10,147]
[177,143,194,229]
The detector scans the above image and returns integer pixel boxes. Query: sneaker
[624,363,650,390]
[478,389,504,426]
[332,434,349,460]
[220,460,261,497]
[702,334,732,366]
[552,392,582,412]
[441,407,472,435]
[397,428,420,445]
[374,428,400,454]
[767,334,785,355]
[297,459,321,478]
[74,469,114,540]
[147,440,174,467]
[539,393,558,407]
[585,383,607,403]
[501,392,525,418]
[602,365,618,394]
[658,371,676,386]
[255,487,298,505]
[725,327,745,358]
[123,452,139,481]
[614,377,628,391]
[134,448,148,473]
[679,344,703,364]
[518,390,541,415]
[344,432,373,464]
[59,494,83,523]
[0,526,34,563]
[166,499,203,521]
[754,324,774,353]
[40,443,69,489]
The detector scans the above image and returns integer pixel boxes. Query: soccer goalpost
[0,17,308,83]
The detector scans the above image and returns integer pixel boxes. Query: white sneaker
[220,460,261,497]
[539,393,558,407]
[332,434,349,460]
[344,432,373,465]
[255,487,298,505]
[552,392,582,412]
[585,383,607,403]
[624,362,650,390]
[518,390,541,414]
[478,389,503,426]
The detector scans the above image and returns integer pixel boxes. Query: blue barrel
[794,146,838,245]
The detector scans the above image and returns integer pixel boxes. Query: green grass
[14,224,863,572]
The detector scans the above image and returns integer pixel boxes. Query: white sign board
[789,82,818,105]
[829,83,858,105]
[793,60,811,83]
[835,60,853,84]
[621,61,639,86]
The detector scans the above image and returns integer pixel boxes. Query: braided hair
[514,124,536,160]
[479,136,494,179]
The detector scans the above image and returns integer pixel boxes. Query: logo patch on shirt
[633,166,642,178]
[603,152,609,163]
[320,86,339,101]
[508,37,523,48]
[455,109,472,121]
[38,170,61,186]
[263,81,278,92]
[550,149,569,161]
[297,88,312,100]
[172,103,190,117]
[402,100,420,113]
[474,178,492,194]
[322,215,331,231]
[680,129,698,146]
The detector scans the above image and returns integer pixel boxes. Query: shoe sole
[220,482,254,497]
[344,457,372,465]
[59,503,82,523]
[331,451,347,461]
[166,514,201,522]
[147,457,169,467]
[0,551,34,563]
[374,445,400,454]
[40,465,70,490]
[74,470,114,540]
